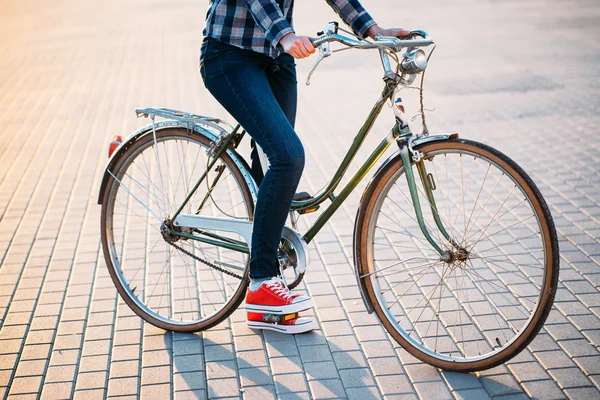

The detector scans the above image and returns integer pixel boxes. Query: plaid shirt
[202,0,376,58]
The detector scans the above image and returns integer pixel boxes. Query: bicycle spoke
[103,132,252,328]
[364,143,555,367]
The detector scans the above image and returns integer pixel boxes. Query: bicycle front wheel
[355,138,558,371]
[101,127,254,331]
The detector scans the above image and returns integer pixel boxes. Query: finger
[290,49,302,59]
[293,47,307,59]
[302,37,316,54]
[287,46,302,59]
[295,43,310,58]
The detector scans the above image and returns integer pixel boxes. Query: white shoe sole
[245,297,313,314]
[248,318,317,334]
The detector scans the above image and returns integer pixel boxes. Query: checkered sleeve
[245,0,295,48]
[325,0,377,39]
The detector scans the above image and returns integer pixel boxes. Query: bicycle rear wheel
[355,138,558,371]
[101,127,254,331]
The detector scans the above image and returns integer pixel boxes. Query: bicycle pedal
[294,192,319,215]
[247,311,299,323]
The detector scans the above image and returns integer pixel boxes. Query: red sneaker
[247,311,316,334]
[245,277,312,314]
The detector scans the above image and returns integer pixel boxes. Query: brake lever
[306,41,332,86]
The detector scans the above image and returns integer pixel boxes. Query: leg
[200,39,305,280]
[250,53,298,187]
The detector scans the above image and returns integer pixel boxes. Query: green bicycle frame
[171,78,452,257]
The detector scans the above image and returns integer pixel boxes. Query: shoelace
[265,279,294,300]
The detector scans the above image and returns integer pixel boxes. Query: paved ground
[1,0,599,398]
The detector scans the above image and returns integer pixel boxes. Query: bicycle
[98,23,559,372]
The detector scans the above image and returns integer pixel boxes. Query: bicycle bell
[401,49,428,74]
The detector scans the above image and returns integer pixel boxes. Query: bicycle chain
[169,242,248,282]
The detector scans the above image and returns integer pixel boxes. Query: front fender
[352,132,458,314]
[97,120,258,204]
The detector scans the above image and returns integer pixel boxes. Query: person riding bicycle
[200,0,409,334]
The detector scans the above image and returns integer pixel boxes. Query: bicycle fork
[397,139,460,259]
[393,96,458,259]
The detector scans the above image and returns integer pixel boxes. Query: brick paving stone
[441,371,484,391]
[45,365,77,383]
[242,385,276,400]
[233,335,263,352]
[308,379,346,399]
[107,377,139,397]
[564,387,600,399]
[534,350,577,370]
[75,371,107,391]
[454,388,492,400]
[479,375,522,397]
[324,335,360,352]
[206,361,237,380]
[142,350,171,368]
[338,368,376,388]
[548,367,594,389]
[367,357,404,377]
[321,320,354,337]
[173,372,205,391]
[174,389,207,400]
[40,382,73,399]
[414,380,453,400]
[404,363,443,384]
[574,356,600,376]
[507,362,551,382]
[140,383,171,400]
[237,350,268,369]
[14,360,46,377]
[207,377,242,398]
[8,376,42,395]
[273,373,309,394]
[521,379,567,400]
[205,344,235,363]
[375,375,413,396]
[110,345,140,362]
[110,360,139,379]
[78,355,109,373]
[277,392,310,400]
[559,339,599,358]
[346,386,380,400]
[294,331,327,347]
[298,345,333,364]
[239,367,273,387]
[332,350,368,370]
[173,354,205,375]
[270,356,304,375]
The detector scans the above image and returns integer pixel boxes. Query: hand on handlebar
[366,25,412,40]
[280,33,316,59]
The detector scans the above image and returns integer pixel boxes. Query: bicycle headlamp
[401,49,428,74]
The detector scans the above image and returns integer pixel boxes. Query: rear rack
[135,107,234,136]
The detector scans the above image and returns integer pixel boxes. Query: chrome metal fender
[353,133,458,313]
[97,120,258,205]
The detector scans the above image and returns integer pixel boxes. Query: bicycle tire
[101,127,254,332]
[355,138,559,371]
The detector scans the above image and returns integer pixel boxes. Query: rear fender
[97,120,258,204]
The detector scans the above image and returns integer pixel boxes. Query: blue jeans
[200,37,305,280]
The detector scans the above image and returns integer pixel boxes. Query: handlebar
[310,29,433,51]
[305,25,434,85]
